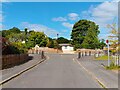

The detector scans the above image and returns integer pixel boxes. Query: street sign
[106,40,109,44]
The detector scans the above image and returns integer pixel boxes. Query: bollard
[85,52,87,56]
[78,52,81,59]
[82,53,84,57]
[41,51,44,59]
[89,51,91,56]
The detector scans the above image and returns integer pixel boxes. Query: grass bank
[95,55,114,60]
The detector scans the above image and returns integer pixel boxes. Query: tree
[99,39,106,49]
[27,31,48,48]
[107,23,118,54]
[57,37,70,44]
[2,27,21,37]
[9,27,21,33]
[71,19,100,50]
[24,28,28,42]
[46,37,54,48]
[81,23,100,49]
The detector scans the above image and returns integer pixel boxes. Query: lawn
[95,55,114,60]
[95,55,120,70]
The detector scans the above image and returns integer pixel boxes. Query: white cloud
[0,0,10,2]
[68,13,79,21]
[52,17,67,22]
[82,1,118,27]
[62,22,73,29]
[21,22,59,37]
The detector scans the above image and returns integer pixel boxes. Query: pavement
[77,56,118,88]
[2,53,101,88]
[1,54,44,82]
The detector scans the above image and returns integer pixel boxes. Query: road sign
[106,40,109,44]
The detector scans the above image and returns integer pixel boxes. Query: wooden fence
[1,54,29,69]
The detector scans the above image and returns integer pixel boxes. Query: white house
[59,44,74,54]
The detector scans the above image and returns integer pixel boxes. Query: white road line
[75,59,107,89]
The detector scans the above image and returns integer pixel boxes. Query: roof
[59,44,72,46]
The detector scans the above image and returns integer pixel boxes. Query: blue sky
[1,1,118,39]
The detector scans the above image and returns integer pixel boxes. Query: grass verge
[105,62,120,70]
[95,55,113,60]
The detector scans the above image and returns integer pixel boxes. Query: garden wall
[1,54,29,69]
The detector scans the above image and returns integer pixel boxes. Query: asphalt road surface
[3,53,101,88]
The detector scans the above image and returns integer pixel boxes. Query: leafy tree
[57,37,70,44]
[46,37,54,48]
[6,33,25,42]
[53,39,59,49]
[81,23,100,49]
[107,23,118,54]
[24,28,28,42]
[9,27,21,33]
[71,19,100,50]
[2,27,21,37]
[98,39,106,49]
[27,31,48,48]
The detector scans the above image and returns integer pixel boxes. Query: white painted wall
[61,46,74,53]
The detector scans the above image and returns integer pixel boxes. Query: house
[59,44,74,54]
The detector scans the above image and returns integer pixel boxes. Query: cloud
[62,22,73,29]
[21,22,59,37]
[52,17,67,22]
[68,13,79,21]
[0,0,10,2]
[82,1,118,27]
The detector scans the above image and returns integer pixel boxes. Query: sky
[0,0,118,40]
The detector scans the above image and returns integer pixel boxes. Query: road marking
[0,57,47,86]
[72,58,76,63]
[75,59,108,89]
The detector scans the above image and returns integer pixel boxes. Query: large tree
[2,27,21,37]
[26,31,48,48]
[57,37,70,44]
[71,19,100,49]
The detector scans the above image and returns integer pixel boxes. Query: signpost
[106,40,110,67]
[57,34,59,53]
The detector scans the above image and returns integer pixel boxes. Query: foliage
[57,37,70,44]
[46,37,54,48]
[71,19,100,50]
[81,23,100,49]
[98,39,106,49]
[12,42,28,53]
[107,23,118,54]
[26,31,48,48]
[2,27,21,37]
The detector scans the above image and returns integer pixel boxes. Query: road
[2,53,102,88]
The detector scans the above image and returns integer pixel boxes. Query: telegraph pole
[106,40,110,67]
[57,34,59,53]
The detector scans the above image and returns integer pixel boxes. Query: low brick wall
[1,54,29,69]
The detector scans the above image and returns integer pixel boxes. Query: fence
[1,54,29,69]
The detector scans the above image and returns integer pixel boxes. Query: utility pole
[106,40,110,67]
[57,34,59,53]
